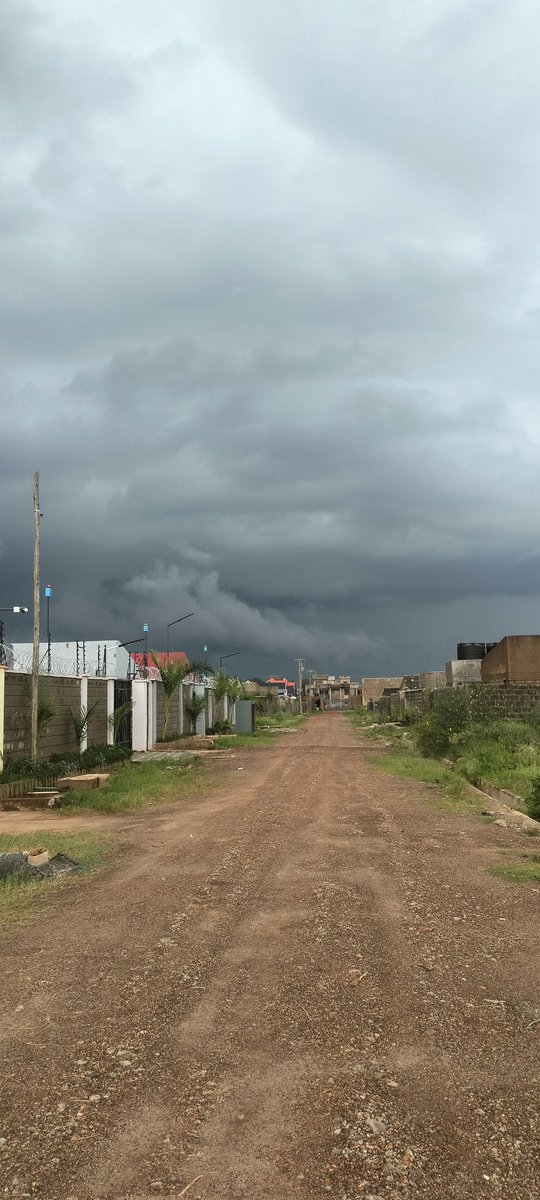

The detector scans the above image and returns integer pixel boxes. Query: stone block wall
[155,681,182,740]
[87,679,108,745]
[3,673,111,762]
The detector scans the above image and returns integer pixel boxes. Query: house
[242,678,268,696]
[267,678,296,699]
[481,636,540,683]
[361,677,403,707]
[305,674,360,710]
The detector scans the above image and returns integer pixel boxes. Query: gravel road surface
[1,714,539,1199]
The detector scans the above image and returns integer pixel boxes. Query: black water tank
[485,642,497,656]
[457,642,486,660]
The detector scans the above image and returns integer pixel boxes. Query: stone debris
[0,851,81,882]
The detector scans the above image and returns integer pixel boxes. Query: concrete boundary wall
[1,672,115,765]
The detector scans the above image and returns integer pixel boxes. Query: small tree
[23,677,56,754]
[213,671,229,704]
[152,654,190,739]
[226,677,243,706]
[69,700,100,752]
[108,700,133,745]
[184,691,206,734]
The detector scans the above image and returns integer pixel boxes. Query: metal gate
[113,679,132,749]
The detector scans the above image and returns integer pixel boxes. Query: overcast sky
[2,0,540,679]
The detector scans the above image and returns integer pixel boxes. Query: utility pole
[295,657,304,715]
[31,472,41,759]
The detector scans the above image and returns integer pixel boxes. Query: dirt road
[1,714,539,1199]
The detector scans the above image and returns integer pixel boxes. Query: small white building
[11,640,131,678]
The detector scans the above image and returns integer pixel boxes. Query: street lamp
[143,623,149,669]
[118,637,144,679]
[0,607,29,666]
[219,651,241,671]
[166,611,195,661]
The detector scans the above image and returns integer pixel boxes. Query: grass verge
[217,713,308,750]
[369,749,482,812]
[349,719,483,812]
[0,831,109,924]
[489,859,540,884]
[60,758,212,813]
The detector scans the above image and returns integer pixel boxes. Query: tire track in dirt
[0,715,539,1199]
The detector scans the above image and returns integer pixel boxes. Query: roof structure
[131,650,189,680]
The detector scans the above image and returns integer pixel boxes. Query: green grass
[369,748,481,812]
[258,713,306,729]
[215,731,278,749]
[0,831,109,924]
[61,758,212,813]
[216,713,308,750]
[489,859,540,884]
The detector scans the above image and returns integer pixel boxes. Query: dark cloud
[2,0,540,679]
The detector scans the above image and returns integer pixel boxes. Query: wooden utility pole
[31,472,40,759]
[296,657,304,715]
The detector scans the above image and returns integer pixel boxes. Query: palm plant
[23,677,56,751]
[152,654,191,739]
[184,691,206,734]
[213,670,229,703]
[108,700,133,745]
[69,700,100,752]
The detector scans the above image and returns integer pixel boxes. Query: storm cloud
[2,0,540,678]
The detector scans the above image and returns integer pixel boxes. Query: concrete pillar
[132,678,148,751]
[0,666,5,773]
[106,679,115,746]
[80,676,88,752]
[195,684,206,736]
[146,681,157,749]
[179,683,184,735]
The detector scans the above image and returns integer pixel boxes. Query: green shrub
[527,778,540,822]
[414,689,470,758]
[1,744,128,783]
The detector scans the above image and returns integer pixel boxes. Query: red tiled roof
[131,651,189,669]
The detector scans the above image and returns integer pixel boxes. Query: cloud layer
[2,0,540,678]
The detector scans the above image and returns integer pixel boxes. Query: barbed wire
[1,645,217,684]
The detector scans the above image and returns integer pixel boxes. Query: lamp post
[219,651,241,671]
[166,611,195,661]
[44,584,52,673]
[0,607,29,666]
[143,623,149,671]
[118,637,144,679]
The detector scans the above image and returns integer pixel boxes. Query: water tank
[457,642,486,660]
[485,642,497,656]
